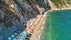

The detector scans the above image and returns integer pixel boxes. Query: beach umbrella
[11,35,15,38]
[13,38,17,40]
[8,37,12,40]
[20,31,28,40]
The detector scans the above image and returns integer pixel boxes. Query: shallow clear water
[42,10,71,40]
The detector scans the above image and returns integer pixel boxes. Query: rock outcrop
[0,0,50,29]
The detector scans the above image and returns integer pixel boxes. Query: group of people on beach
[23,18,36,40]
[22,15,41,40]
[26,15,41,34]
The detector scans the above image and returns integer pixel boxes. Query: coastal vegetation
[51,0,71,8]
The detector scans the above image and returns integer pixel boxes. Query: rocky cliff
[0,0,50,29]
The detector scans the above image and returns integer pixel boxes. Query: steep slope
[0,0,50,40]
[0,0,51,28]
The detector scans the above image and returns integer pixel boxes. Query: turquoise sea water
[42,10,71,40]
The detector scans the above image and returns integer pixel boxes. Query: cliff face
[0,0,50,39]
[0,0,50,29]
[1,0,70,29]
